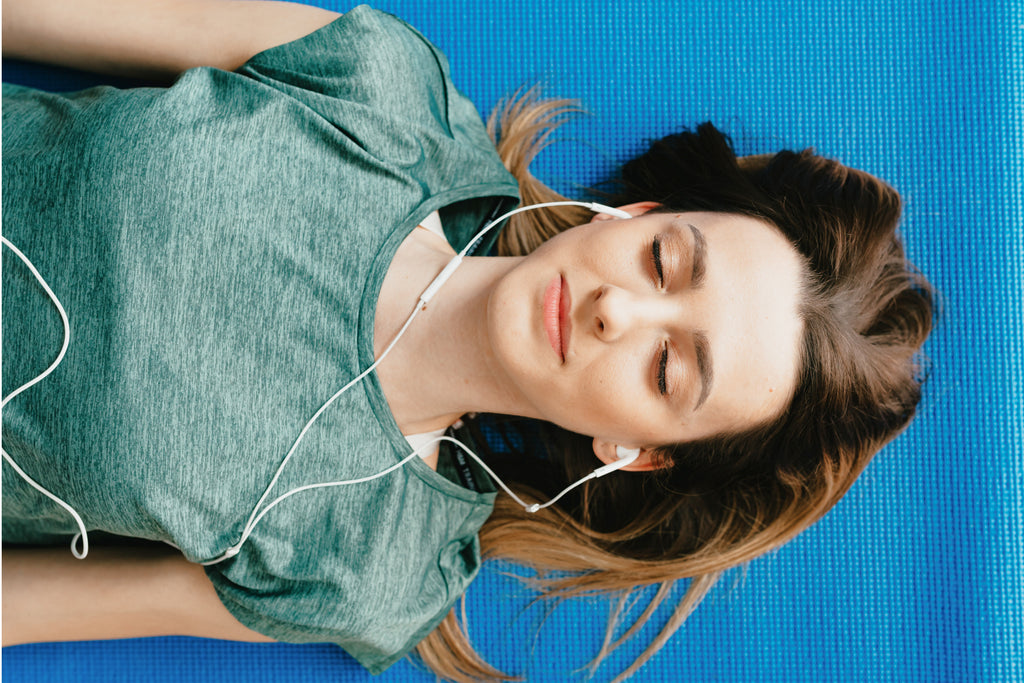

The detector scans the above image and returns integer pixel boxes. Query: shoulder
[235,5,492,156]
[241,5,451,89]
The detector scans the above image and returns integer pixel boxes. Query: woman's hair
[414,88,934,682]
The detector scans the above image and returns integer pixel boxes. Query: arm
[2,544,275,646]
[1,0,340,80]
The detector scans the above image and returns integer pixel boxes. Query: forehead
[683,212,804,435]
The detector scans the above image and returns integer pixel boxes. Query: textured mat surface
[3,0,1022,681]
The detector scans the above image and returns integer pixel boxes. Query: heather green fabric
[2,6,517,673]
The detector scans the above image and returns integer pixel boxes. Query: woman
[1,1,934,681]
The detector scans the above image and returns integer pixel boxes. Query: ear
[589,201,662,222]
[591,437,662,472]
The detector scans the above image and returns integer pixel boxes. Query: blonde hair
[412,88,933,681]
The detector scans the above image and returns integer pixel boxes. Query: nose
[591,284,675,341]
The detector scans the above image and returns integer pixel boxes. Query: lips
[544,275,563,361]
[544,275,571,362]
[559,277,572,360]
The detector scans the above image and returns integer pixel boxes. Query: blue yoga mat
[3,0,1021,681]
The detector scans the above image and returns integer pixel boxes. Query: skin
[375,204,806,472]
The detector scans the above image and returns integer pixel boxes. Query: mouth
[559,277,571,361]
[544,275,566,362]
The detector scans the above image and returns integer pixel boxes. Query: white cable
[441,438,639,513]
[204,435,632,564]
[456,201,630,261]
[420,202,630,304]
[438,435,592,513]
[232,301,424,553]
[2,201,634,565]
[209,201,633,563]
[198,429,439,565]
[1,236,89,559]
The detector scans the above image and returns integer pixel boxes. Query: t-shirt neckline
[356,184,517,505]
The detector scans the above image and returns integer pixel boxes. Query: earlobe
[589,201,662,223]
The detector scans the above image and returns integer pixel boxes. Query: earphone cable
[1,202,634,563]
[1,236,88,559]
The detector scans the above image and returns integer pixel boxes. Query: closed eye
[657,342,669,395]
[649,236,664,287]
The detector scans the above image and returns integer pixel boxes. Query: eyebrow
[693,331,713,411]
[686,223,712,410]
[688,223,707,288]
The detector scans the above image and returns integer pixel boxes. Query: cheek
[573,356,646,429]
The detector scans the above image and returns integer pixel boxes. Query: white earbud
[593,445,642,478]
[617,445,642,460]
[591,204,633,220]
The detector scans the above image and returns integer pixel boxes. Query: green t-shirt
[2,6,518,673]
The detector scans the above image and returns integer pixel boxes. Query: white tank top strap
[403,427,446,457]
[418,210,445,239]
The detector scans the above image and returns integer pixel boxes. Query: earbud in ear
[587,203,633,220]
[592,446,642,478]
[615,445,641,461]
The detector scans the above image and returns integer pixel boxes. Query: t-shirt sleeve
[235,5,493,160]
[203,481,490,674]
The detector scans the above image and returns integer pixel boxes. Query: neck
[373,247,530,435]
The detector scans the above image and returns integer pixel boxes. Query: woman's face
[486,207,805,459]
